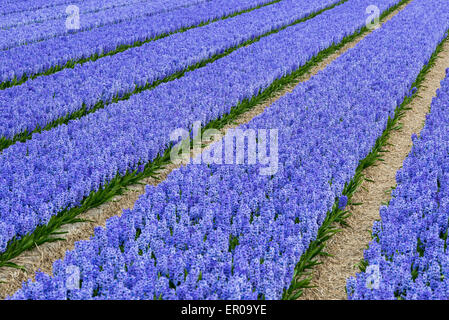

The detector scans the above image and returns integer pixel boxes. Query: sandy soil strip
[0,1,411,299]
[299,33,449,301]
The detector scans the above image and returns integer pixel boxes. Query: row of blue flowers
[0,0,151,30]
[0,0,401,255]
[0,0,277,84]
[0,0,77,16]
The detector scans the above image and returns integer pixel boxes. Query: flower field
[347,69,449,300]
[1,0,449,301]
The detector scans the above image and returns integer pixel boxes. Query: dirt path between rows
[0,1,412,299]
[299,34,449,301]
